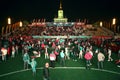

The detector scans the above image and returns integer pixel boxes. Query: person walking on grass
[97,51,105,69]
[108,48,113,61]
[15,45,19,55]
[45,46,49,59]
[78,45,83,59]
[60,50,65,67]
[84,50,93,69]
[43,62,50,80]
[23,51,30,69]
[50,52,56,68]
[29,57,37,76]
[11,46,15,58]
[1,47,7,61]
[65,46,70,60]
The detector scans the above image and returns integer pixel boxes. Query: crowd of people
[0,24,120,80]
[10,25,87,36]
[10,23,114,37]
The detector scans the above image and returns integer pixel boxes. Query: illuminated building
[54,0,68,23]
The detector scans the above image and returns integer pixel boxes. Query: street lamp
[20,21,23,27]
[112,18,116,33]
[8,17,11,25]
[6,17,11,34]
[100,21,103,27]
[112,18,116,25]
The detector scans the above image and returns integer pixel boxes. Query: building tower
[54,0,68,23]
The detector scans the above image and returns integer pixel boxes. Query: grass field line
[0,67,120,77]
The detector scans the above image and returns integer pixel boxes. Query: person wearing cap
[29,57,37,76]
[43,62,50,80]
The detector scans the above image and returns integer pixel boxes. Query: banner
[32,36,92,39]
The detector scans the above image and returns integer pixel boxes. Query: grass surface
[0,50,120,80]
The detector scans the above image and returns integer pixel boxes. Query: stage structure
[54,0,68,23]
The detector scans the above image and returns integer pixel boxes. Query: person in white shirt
[1,48,7,61]
[108,48,113,61]
[65,46,70,60]
[11,46,15,58]
[45,46,49,59]
[97,51,105,69]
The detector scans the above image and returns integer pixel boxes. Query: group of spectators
[0,24,120,80]
[0,35,119,67]
[10,25,88,36]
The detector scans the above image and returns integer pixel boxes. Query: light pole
[19,21,23,27]
[112,18,116,33]
[19,21,23,32]
[100,21,103,27]
[8,17,11,25]
[6,17,11,34]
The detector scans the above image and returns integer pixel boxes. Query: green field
[0,51,120,80]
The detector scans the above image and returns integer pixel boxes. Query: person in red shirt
[41,42,45,49]
[7,47,11,56]
[115,59,120,67]
[84,50,93,69]
[1,47,7,61]
[49,52,56,68]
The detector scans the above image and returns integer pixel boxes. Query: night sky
[0,0,120,26]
